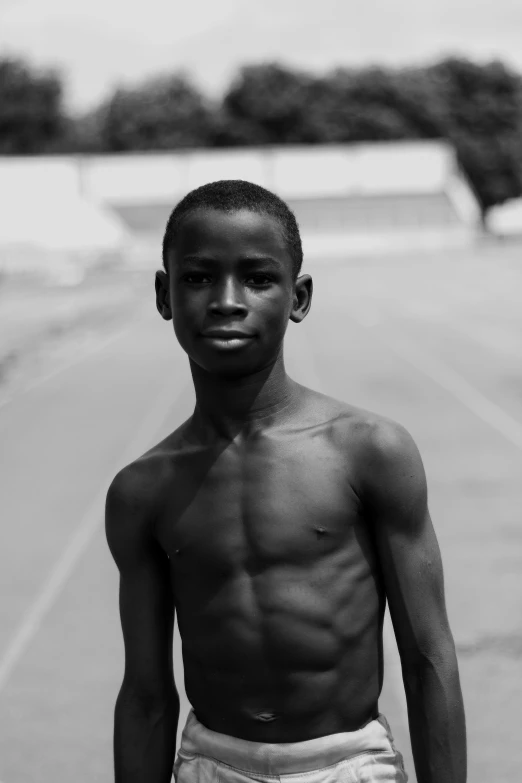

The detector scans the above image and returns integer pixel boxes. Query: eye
[246,274,274,286]
[182,273,211,285]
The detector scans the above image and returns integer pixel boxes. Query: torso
[147,387,386,741]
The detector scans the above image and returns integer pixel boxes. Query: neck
[189,351,300,442]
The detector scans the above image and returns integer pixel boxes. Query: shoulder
[105,424,188,565]
[317,394,414,456]
[106,458,158,517]
[354,413,428,519]
[326,403,426,508]
[105,458,162,565]
[354,412,422,468]
[106,419,190,512]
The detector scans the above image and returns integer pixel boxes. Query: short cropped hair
[162,180,303,280]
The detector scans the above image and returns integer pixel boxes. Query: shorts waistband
[178,709,396,775]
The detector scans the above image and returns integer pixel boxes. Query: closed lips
[202,331,254,338]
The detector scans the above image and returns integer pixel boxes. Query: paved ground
[0,241,521,781]
[0,268,150,407]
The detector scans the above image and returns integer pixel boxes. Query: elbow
[400,635,459,681]
[117,676,178,715]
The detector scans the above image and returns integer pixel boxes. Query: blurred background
[0,1,521,781]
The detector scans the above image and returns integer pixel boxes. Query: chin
[191,348,276,379]
[198,358,260,378]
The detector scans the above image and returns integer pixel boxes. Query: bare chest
[156,432,362,575]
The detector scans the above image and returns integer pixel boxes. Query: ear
[289,274,313,323]
[155,270,172,321]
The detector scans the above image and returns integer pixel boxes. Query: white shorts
[174,709,408,782]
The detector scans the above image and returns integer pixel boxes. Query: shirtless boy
[105,180,466,783]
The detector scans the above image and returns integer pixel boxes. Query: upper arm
[359,420,454,667]
[105,467,176,704]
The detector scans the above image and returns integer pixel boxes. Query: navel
[315,527,327,537]
[254,712,278,723]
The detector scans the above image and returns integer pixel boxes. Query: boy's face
[156,207,312,377]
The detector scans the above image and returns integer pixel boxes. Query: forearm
[402,645,466,783]
[114,684,179,783]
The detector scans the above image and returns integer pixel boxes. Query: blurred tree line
[1,56,522,215]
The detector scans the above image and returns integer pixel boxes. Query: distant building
[0,157,128,282]
[0,141,481,276]
[282,142,481,257]
[83,141,480,260]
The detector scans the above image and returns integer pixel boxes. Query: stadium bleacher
[0,141,481,276]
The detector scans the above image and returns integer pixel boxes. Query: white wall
[0,142,480,268]
[0,141,462,207]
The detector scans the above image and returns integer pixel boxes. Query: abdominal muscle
[176,560,384,742]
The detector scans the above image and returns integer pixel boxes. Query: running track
[1,247,521,781]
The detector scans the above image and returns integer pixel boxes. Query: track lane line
[0,376,189,695]
[383,295,522,364]
[350,308,522,452]
[0,309,148,414]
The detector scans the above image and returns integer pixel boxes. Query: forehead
[168,207,292,270]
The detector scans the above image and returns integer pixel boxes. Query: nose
[208,276,247,317]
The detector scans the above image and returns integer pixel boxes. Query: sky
[1,0,522,110]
